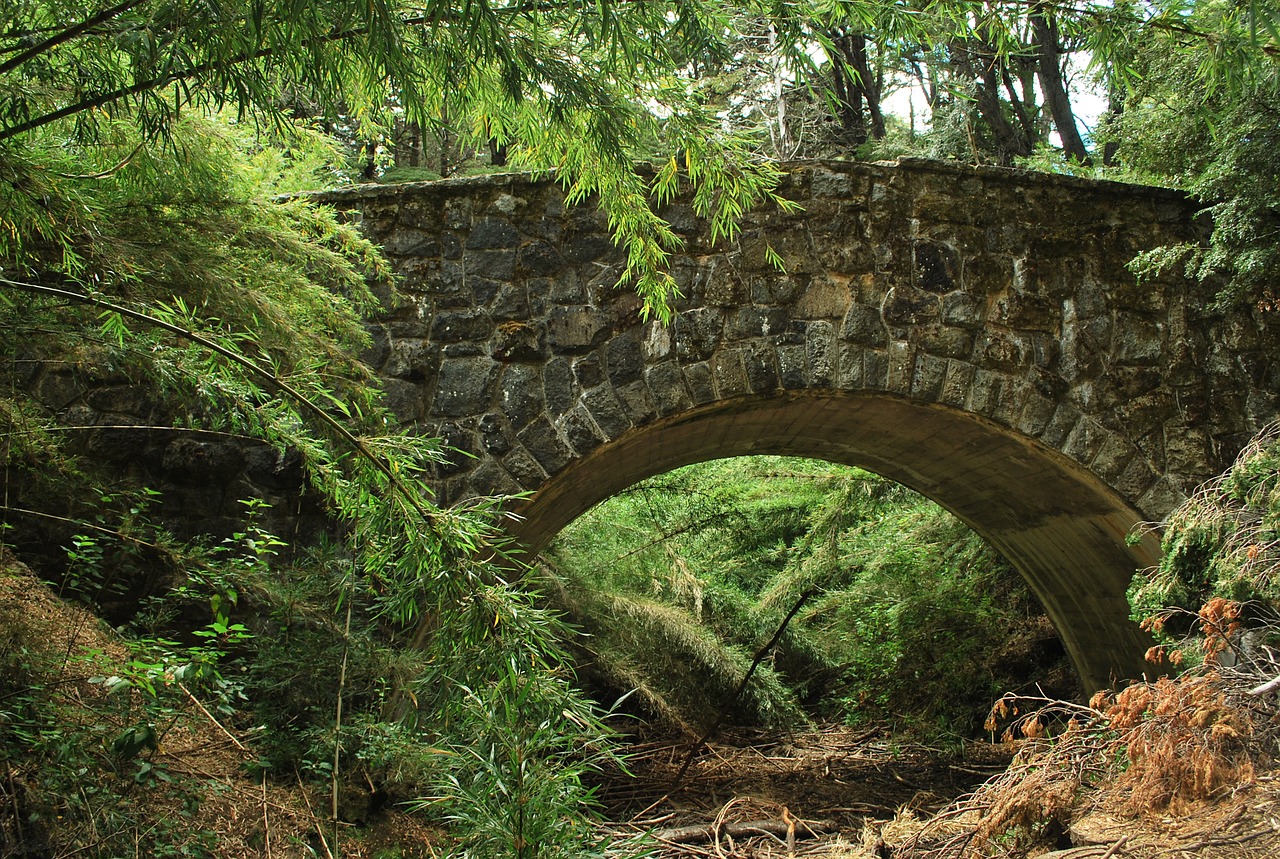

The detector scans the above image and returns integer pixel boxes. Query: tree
[1,0,807,320]
[1101,0,1280,310]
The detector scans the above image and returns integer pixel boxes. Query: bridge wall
[321,159,1280,690]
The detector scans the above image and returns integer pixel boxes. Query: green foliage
[1130,423,1280,658]
[545,456,1067,739]
[0,1,807,321]
[0,570,220,856]
[1107,2,1280,309]
[0,103,613,859]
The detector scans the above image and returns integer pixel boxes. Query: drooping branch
[0,1,146,77]
[670,586,816,788]
[0,276,441,527]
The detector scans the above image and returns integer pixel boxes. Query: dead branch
[654,818,837,845]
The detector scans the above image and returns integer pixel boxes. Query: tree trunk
[827,31,868,148]
[1033,12,1091,164]
[1101,88,1124,167]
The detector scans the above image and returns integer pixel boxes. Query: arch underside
[510,390,1160,694]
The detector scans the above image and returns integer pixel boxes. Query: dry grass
[880,666,1280,859]
[0,550,442,859]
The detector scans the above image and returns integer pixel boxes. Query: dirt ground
[5,553,1279,858]
[593,724,1280,859]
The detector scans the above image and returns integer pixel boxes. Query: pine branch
[670,586,816,788]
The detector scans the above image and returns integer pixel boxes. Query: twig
[262,771,273,859]
[628,793,672,824]
[671,588,815,787]
[1248,673,1280,696]
[178,682,248,752]
[1100,834,1129,859]
[295,771,336,859]
[1161,825,1275,853]
[332,597,354,850]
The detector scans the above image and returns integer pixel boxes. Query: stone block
[750,274,806,304]
[807,321,835,386]
[778,345,807,389]
[572,354,605,389]
[863,348,888,390]
[431,357,498,417]
[674,307,725,362]
[606,328,646,387]
[385,229,440,257]
[886,340,915,395]
[517,240,564,276]
[465,217,519,249]
[1090,432,1137,484]
[162,438,245,480]
[711,350,750,397]
[1137,477,1187,521]
[973,330,1030,373]
[466,249,516,280]
[543,356,575,417]
[841,302,887,346]
[378,377,427,423]
[918,325,974,360]
[465,458,523,498]
[1016,393,1056,438]
[962,253,1013,293]
[965,368,1005,417]
[546,306,607,352]
[683,361,717,405]
[794,278,852,319]
[1112,313,1163,365]
[562,232,616,263]
[498,364,544,430]
[913,240,959,292]
[911,353,948,402]
[479,413,513,455]
[492,321,543,363]
[645,362,692,416]
[502,447,548,491]
[518,417,573,474]
[1040,402,1080,451]
[811,168,854,199]
[615,380,657,425]
[726,305,790,340]
[883,285,941,326]
[994,290,1061,333]
[941,292,985,328]
[561,406,605,456]
[1062,417,1107,465]
[583,385,630,438]
[835,344,865,390]
[743,342,780,393]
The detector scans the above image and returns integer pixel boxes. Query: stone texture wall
[328,158,1277,520]
[318,158,1280,691]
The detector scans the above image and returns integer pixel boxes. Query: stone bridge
[323,159,1280,692]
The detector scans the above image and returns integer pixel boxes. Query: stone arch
[509,390,1159,694]
[326,158,1280,694]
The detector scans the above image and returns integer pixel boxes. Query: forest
[1,1,1279,857]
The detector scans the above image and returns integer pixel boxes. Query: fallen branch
[671,588,816,787]
[1247,673,1280,696]
[654,818,836,845]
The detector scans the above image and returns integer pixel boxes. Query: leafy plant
[544,456,1070,739]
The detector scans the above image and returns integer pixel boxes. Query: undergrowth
[543,456,1072,739]
[888,423,1280,857]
